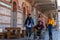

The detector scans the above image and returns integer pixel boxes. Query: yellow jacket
[47,19,55,27]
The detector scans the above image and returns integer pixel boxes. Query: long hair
[38,14,41,18]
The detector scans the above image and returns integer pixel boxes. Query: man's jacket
[24,17,34,28]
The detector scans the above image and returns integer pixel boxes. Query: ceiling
[26,0,57,12]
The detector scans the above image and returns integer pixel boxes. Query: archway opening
[11,1,17,27]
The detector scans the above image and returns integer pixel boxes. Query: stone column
[55,0,59,30]
[10,12,17,27]
[56,11,59,30]
[31,7,37,25]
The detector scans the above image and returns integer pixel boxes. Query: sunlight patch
[57,0,60,6]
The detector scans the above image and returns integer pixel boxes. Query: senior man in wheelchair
[34,21,44,40]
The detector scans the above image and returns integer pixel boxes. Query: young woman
[47,16,55,40]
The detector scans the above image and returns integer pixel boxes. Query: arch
[22,2,26,14]
[26,6,30,14]
[13,2,17,12]
[12,1,17,27]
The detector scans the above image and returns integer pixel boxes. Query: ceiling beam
[34,0,51,3]
[35,3,55,6]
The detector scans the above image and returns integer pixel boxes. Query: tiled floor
[0,29,60,40]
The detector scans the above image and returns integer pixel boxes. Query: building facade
[0,0,51,33]
[0,0,39,32]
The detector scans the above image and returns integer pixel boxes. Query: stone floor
[0,29,60,40]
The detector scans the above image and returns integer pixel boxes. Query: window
[13,2,17,12]
[0,2,11,8]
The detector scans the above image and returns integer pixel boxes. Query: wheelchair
[33,28,45,40]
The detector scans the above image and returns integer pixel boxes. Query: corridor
[0,0,60,40]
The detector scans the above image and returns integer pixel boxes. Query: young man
[24,14,34,38]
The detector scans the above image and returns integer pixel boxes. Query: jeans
[48,24,52,40]
[26,27,32,37]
